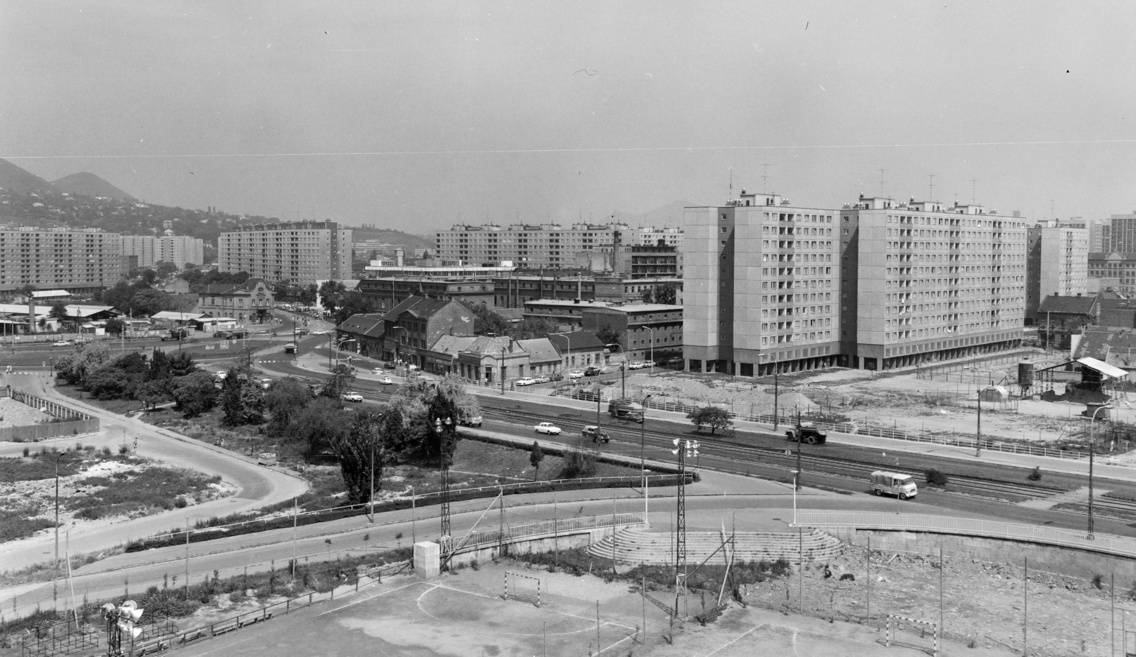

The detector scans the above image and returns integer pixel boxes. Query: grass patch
[0,449,88,482]
[0,508,54,543]
[54,384,144,415]
[69,466,222,520]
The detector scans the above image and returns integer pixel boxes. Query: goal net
[503,571,541,607]
[886,614,939,657]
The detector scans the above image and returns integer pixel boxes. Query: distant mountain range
[0,159,134,201]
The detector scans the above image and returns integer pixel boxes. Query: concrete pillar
[414,541,440,578]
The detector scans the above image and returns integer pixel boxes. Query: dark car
[582,425,610,443]
[584,366,602,377]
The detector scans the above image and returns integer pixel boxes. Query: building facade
[580,304,683,363]
[380,296,475,368]
[1090,252,1136,296]
[119,233,205,269]
[435,223,685,269]
[1025,222,1088,324]
[1107,212,1136,253]
[196,278,274,324]
[684,190,1027,375]
[0,227,122,294]
[217,220,352,284]
[358,277,495,312]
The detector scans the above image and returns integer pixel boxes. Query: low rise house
[197,278,274,324]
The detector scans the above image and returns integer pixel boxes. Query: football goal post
[503,571,541,607]
[886,614,938,657]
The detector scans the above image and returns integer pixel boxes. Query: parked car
[379,376,393,385]
[533,375,551,384]
[459,414,483,427]
[628,361,645,370]
[342,392,364,403]
[568,370,585,379]
[584,366,602,377]
[52,340,71,347]
[515,377,536,387]
[582,425,610,443]
[642,360,656,368]
[534,422,561,435]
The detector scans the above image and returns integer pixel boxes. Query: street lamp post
[434,416,454,563]
[790,469,799,525]
[644,326,655,372]
[1089,403,1112,539]
[975,389,982,457]
[641,394,653,521]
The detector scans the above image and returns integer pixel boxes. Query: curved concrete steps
[588,527,843,565]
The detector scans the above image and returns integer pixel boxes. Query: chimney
[396,248,404,267]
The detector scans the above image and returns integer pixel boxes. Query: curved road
[0,370,309,571]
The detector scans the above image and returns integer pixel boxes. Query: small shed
[978,386,1008,402]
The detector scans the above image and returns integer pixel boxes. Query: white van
[870,471,918,499]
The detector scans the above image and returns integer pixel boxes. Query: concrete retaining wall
[828,527,1136,582]
[448,527,617,569]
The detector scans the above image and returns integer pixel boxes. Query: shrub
[22,446,29,457]
[924,468,949,487]
[1027,466,1042,482]
[173,496,188,509]
[102,446,112,457]
[1093,574,1103,590]
[118,444,129,455]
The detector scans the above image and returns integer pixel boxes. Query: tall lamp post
[975,389,982,457]
[644,326,655,372]
[607,343,627,399]
[1089,403,1112,540]
[640,394,653,521]
[434,416,454,563]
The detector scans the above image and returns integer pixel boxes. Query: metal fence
[0,389,100,442]
[795,511,1136,559]
[16,513,641,656]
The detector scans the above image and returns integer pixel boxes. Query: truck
[160,327,190,342]
[284,343,297,354]
[785,423,827,445]
[608,399,644,423]
[869,470,918,499]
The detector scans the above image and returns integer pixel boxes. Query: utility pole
[773,369,779,430]
[976,390,982,457]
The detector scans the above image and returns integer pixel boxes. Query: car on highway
[568,370,585,379]
[582,425,609,443]
[534,422,561,435]
[372,368,385,375]
[515,377,536,386]
[379,376,393,385]
[627,361,645,370]
[52,340,72,347]
[584,366,602,376]
[342,392,364,403]
[459,414,483,427]
[311,329,329,335]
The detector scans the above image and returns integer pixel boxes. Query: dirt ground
[616,354,1136,461]
[0,397,51,428]
[172,550,1127,657]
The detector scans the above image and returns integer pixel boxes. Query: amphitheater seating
[588,527,843,565]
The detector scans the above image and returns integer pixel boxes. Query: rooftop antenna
[878,169,887,197]
[728,167,733,197]
[1050,198,1056,220]
[927,174,935,201]
[760,163,770,193]
[970,179,978,204]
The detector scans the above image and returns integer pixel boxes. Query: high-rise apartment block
[434,223,683,268]
[1105,212,1136,253]
[217,220,352,284]
[0,227,122,293]
[1024,221,1088,324]
[684,190,1027,375]
[119,232,204,269]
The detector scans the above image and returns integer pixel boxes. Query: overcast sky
[3,1,1135,233]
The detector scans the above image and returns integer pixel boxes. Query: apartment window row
[760,330,833,345]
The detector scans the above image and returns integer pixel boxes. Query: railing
[129,475,683,551]
[18,514,641,656]
[0,390,100,442]
[795,511,1136,558]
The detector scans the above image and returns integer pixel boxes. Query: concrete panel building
[435,222,683,269]
[0,227,122,294]
[1025,221,1088,324]
[1107,211,1136,253]
[119,233,204,269]
[218,220,352,285]
[684,189,1027,375]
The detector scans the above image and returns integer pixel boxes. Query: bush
[1027,466,1042,482]
[174,496,188,509]
[118,444,129,455]
[22,446,29,457]
[102,446,112,457]
[924,468,949,487]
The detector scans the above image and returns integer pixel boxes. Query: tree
[641,287,654,304]
[330,408,386,504]
[471,303,510,336]
[332,291,377,326]
[687,406,733,435]
[55,342,111,386]
[512,317,557,340]
[655,283,677,305]
[219,366,263,426]
[172,372,218,418]
[595,323,622,347]
[289,397,351,455]
[154,261,178,278]
[166,352,197,378]
[318,280,348,314]
[427,387,462,466]
[265,378,312,436]
[320,363,356,401]
[130,288,174,317]
[104,317,125,335]
[299,284,318,305]
[49,301,69,322]
[529,441,545,480]
[559,438,597,479]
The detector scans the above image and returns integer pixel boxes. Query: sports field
[178,562,1016,657]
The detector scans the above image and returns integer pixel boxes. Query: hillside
[352,227,434,253]
[0,159,52,194]
[51,172,134,202]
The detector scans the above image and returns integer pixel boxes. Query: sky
[2,1,1136,234]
